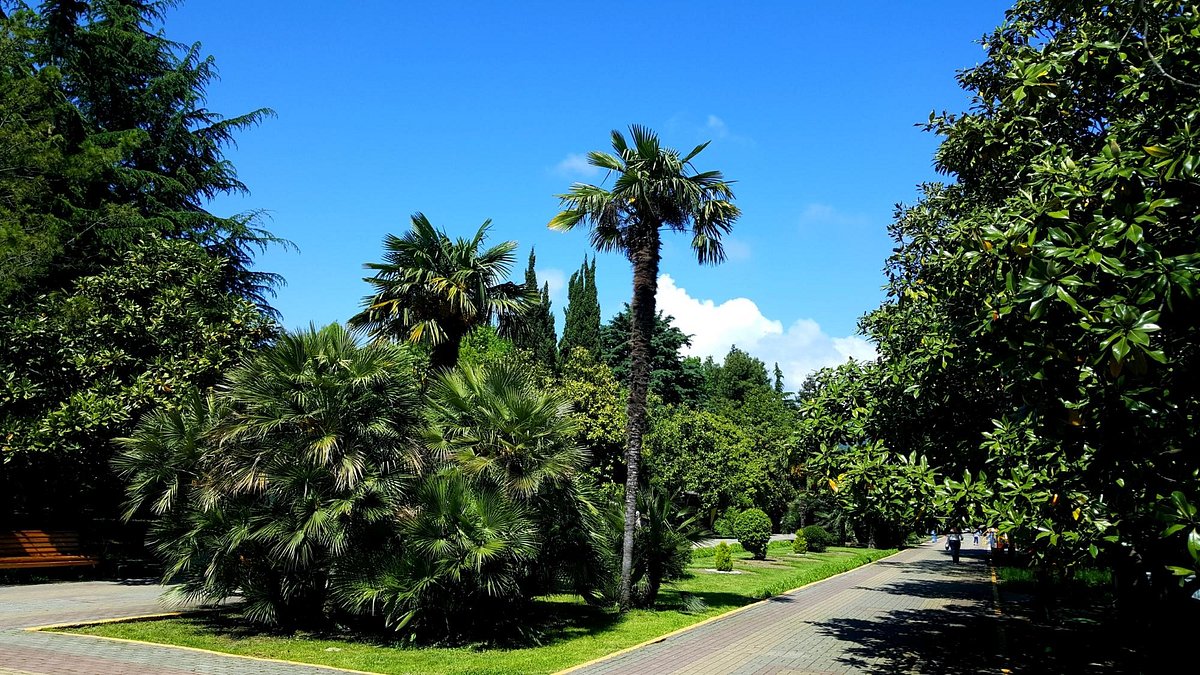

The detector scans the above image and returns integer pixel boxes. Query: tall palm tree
[350,213,533,369]
[549,125,740,609]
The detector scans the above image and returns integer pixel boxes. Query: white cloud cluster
[706,114,731,139]
[655,275,875,389]
[799,203,868,228]
[554,153,599,178]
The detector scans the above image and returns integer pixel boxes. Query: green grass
[57,546,894,674]
[995,564,1113,590]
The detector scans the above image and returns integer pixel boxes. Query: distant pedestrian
[947,530,962,563]
[931,529,938,543]
[987,528,997,551]
[973,529,980,546]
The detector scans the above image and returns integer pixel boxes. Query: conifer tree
[501,248,558,369]
[0,1,283,522]
[559,257,601,359]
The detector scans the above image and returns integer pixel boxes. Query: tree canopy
[799,0,1200,595]
[351,213,532,370]
[0,1,282,523]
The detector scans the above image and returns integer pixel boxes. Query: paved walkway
[694,534,796,549]
[1,543,1001,674]
[573,542,1003,675]
[0,580,350,674]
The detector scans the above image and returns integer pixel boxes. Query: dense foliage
[733,509,772,560]
[801,526,834,554]
[559,257,601,362]
[499,248,558,371]
[797,0,1200,600]
[0,0,281,524]
[118,325,614,641]
[792,531,808,555]
[601,307,704,405]
[713,542,733,571]
[350,213,532,370]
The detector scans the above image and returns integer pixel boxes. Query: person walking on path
[947,529,963,563]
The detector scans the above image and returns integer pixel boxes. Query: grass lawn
[56,543,895,674]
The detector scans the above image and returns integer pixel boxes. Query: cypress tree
[560,256,601,359]
[500,248,558,369]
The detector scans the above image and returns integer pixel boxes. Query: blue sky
[167,0,1010,387]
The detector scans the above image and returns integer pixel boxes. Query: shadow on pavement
[813,603,1000,675]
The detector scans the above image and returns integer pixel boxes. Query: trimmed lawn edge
[28,610,378,674]
[44,547,900,675]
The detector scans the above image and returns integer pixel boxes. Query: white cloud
[554,153,600,178]
[656,274,875,389]
[706,114,731,138]
[799,203,868,228]
[535,267,566,306]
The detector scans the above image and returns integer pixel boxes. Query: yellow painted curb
[30,612,381,675]
[555,547,905,674]
[24,611,188,632]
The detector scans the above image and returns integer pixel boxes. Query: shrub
[792,530,808,554]
[802,525,834,553]
[734,508,772,559]
[712,515,734,537]
[713,542,733,571]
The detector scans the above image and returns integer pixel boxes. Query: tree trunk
[619,236,661,610]
[430,334,463,370]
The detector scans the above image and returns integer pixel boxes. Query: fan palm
[549,125,739,608]
[350,213,533,369]
[331,470,539,642]
[425,361,584,499]
[114,388,222,522]
[631,483,708,606]
[118,323,426,626]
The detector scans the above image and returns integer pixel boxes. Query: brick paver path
[0,580,356,674]
[573,542,1004,675]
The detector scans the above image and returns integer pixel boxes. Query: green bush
[712,516,734,537]
[734,508,772,559]
[802,525,834,553]
[713,542,733,571]
[792,530,808,554]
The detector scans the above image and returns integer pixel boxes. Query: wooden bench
[0,530,98,570]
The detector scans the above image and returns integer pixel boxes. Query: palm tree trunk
[430,339,461,370]
[619,236,660,610]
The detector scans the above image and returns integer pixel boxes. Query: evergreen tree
[559,256,601,359]
[501,248,557,370]
[0,1,283,522]
[600,306,703,405]
[715,346,772,404]
[773,362,785,395]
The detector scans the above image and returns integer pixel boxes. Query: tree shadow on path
[812,576,1003,675]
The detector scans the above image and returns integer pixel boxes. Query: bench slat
[0,529,97,570]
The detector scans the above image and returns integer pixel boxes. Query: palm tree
[350,213,533,369]
[117,323,427,626]
[332,470,540,641]
[425,361,585,499]
[549,125,740,609]
[424,361,614,603]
